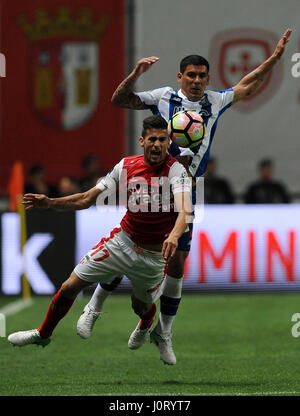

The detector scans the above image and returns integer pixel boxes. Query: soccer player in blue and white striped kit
[77,29,291,365]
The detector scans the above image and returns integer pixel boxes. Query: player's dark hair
[180,55,210,73]
[141,115,168,138]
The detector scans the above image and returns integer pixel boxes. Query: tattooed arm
[22,187,101,211]
[232,29,291,103]
[111,56,160,109]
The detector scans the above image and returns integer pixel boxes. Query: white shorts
[74,226,167,303]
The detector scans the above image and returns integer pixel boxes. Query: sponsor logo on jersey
[173,106,211,119]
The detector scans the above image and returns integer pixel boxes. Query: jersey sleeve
[168,162,192,195]
[217,88,234,112]
[136,87,171,107]
[96,159,124,193]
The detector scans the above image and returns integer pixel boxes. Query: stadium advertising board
[0,211,75,294]
[1,205,300,295]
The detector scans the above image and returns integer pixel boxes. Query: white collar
[178,89,206,103]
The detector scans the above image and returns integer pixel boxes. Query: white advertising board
[2,205,300,294]
[75,205,300,292]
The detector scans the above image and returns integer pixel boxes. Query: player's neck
[143,156,166,167]
[179,88,205,102]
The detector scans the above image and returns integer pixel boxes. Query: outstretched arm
[23,186,101,211]
[111,56,159,109]
[232,29,292,103]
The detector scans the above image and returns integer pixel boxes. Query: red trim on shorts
[91,227,121,255]
[133,244,144,254]
[147,279,164,294]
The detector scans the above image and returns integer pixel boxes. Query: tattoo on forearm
[51,194,85,211]
[253,70,265,82]
[112,77,144,109]
[52,200,77,210]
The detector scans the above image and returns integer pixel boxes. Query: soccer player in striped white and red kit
[7,115,192,352]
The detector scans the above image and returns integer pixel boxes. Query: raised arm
[23,186,101,211]
[111,56,159,109]
[232,29,292,103]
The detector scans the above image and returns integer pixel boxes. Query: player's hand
[134,56,160,77]
[162,236,178,261]
[22,193,51,210]
[274,29,292,59]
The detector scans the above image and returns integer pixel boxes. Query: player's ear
[177,72,183,83]
[139,136,145,148]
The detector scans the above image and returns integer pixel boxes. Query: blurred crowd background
[0,154,294,212]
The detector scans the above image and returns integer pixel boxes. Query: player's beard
[148,149,163,165]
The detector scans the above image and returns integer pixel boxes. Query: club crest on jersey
[18,7,110,130]
[208,28,283,112]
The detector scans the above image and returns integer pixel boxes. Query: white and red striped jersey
[97,154,191,244]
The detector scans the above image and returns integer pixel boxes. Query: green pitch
[1,292,300,396]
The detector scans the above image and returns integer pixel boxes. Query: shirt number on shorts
[90,246,110,262]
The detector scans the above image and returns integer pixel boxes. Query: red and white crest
[28,40,99,130]
[208,28,283,112]
[19,7,109,130]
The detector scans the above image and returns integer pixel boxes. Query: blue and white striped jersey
[137,87,234,178]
